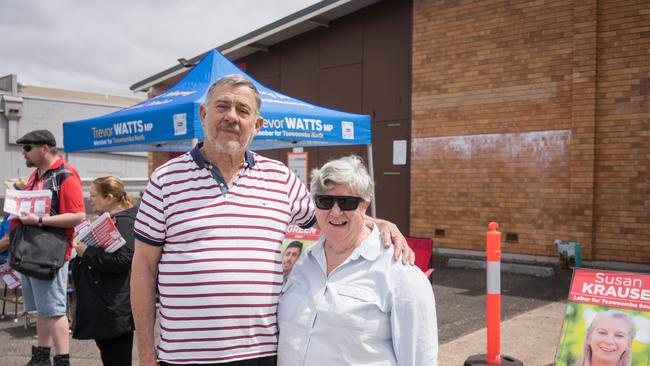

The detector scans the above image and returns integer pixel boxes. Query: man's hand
[0,235,9,253]
[18,212,39,226]
[139,352,159,366]
[367,217,415,265]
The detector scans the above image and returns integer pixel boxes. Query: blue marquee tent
[62,49,372,153]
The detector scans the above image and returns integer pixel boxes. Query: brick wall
[411,0,649,263]
[593,0,650,263]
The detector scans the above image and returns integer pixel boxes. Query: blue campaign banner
[255,105,371,150]
[63,49,370,153]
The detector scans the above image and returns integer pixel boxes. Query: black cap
[16,129,57,146]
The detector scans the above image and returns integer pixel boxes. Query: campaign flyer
[3,189,52,217]
[555,268,650,365]
[0,263,21,289]
[282,224,320,252]
[73,212,125,253]
[281,224,320,276]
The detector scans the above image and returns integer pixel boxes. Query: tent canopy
[63,49,371,153]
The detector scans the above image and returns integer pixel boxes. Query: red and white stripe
[135,152,313,364]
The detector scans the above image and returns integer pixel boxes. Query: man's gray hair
[205,74,261,113]
[310,155,374,202]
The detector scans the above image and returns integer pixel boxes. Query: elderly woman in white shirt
[277,155,438,366]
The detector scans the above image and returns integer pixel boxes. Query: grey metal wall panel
[239,0,412,233]
[320,64,363,113]
[280,30,320,104]
[362,0,411,123]
[320,15,364,69]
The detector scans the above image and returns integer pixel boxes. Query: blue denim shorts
[21,261,69,317]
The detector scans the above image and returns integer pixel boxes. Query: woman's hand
[73,240,88,257]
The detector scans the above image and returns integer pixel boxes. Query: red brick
[412,0,649,263]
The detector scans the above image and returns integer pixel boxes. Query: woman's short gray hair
[310,155,374,202]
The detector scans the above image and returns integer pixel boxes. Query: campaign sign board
[555,268,650,365]
[281,224,320,277]
[282,224,320,254]
[287,152,308,184]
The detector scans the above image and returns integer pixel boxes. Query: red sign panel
[284,224,320,241]
[569,268,650,311]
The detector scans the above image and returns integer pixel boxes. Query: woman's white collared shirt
[277,224,438,366]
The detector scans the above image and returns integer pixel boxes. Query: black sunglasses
[315,195,363,211]
[22,144,44,152]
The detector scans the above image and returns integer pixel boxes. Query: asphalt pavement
[0,256,573,365]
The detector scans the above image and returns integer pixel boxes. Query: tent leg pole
[367,144,377,218]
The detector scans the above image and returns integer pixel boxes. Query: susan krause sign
[569,269,650,311]
[555,268,650,366]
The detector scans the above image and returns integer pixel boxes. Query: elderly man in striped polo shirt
[131,74,411,366]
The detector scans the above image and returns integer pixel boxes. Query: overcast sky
[1,0,319,96]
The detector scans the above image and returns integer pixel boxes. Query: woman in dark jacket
[71,176,137,366]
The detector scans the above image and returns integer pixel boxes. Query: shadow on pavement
[1,322,36,339]
[431,255,572,343]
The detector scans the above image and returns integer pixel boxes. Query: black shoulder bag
[9,224,68,280]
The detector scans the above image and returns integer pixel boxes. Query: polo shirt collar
[35,156,64,181]
[48,156,64,170]
[190,142,256,169]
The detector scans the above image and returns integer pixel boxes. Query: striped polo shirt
[134,143,314,364]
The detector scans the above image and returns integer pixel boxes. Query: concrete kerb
[448,258,556,277]
[436,247,650,276]
[437,248,557,277]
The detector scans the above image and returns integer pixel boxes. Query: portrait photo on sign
[554,302,650,366]
[281,224,319,278]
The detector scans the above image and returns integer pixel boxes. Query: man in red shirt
[14,129,85,366]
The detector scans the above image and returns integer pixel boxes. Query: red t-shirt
[25,157,85,260]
